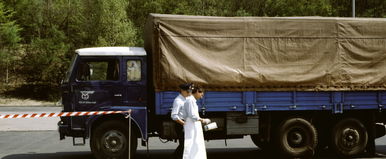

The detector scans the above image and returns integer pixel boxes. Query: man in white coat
[171,83,193,159]
[182,85,210,159]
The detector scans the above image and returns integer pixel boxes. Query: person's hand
[176,119,185,126]
[202,118,211,124]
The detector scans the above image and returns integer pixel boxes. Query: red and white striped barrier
[0,110,132,119]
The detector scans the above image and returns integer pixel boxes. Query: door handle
[114,94,122,97]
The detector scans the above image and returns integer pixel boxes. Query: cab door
[73,56,124,111]
[122,56,147,106]
[71,56,123,129]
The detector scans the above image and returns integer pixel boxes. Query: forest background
[0,0,385,101]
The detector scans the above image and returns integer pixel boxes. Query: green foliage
[0,1,22,85]
[21,26,69,85]
[355,0,386,17]
[9,0,43,43]
[263,0,332,16]
[0,21,21,47]
[1,0,385,100]
[0,1,21,50]
[84,0,138,46]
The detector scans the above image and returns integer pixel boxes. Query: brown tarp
[144,14,386,92]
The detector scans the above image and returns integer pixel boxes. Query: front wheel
[331,118,368,157]
[90,120,137,159]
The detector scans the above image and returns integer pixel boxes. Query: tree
[21,26,69,85]
[354,0,386,17]
[264,0,333,16]
[1,0,385,100]
[82,0,138,47]
[0,2,22,84]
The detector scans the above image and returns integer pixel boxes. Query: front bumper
[58,120,69,140]
[58,119,86,140]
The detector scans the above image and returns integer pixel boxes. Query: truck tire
[250,134,270,150]
[275,118,317,157]
[90,120,137,159]
[331,118,368,157]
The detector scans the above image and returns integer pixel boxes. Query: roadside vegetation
[0,0,385,101]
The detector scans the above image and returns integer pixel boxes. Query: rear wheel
[276,118,318,157]
[331,118,368,157]
[91,120,137,159]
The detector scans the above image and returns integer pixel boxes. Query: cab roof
[76,47,146,56]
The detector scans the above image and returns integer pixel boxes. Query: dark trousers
[173,123,184,159]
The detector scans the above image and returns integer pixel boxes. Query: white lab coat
[183,96,206,159]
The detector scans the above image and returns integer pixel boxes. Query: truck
[58,14,386,158]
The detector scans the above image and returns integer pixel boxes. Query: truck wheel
[90,120,137,159]
[250,134,270,150]
[331,118,368,157]
[276,118,317,157]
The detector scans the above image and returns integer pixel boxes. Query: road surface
[1,107,386,159]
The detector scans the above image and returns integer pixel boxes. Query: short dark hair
[192,85,203,93]
[179,83,193,91]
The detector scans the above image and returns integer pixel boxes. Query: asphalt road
[0,107,59,131]
[2,131,386,159]
[0,131,260,159]
[2,107,386,159]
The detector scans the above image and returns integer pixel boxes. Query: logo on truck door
[79,91,96,104]
[80,91,95,100]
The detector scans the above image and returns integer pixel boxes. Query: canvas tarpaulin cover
[144,14,386,92]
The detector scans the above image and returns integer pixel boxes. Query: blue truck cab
[59,47,148,158]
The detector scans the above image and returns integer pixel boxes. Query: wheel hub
[102,130,125,153]
[287,129,306,147]
[290,132,303,145]
[341,128,359,148]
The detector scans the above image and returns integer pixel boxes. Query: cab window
[127,60,141,81]
[76,60,119,81]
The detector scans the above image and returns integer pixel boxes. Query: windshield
[63,54,78,83]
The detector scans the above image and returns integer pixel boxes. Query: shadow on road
[377,146,386,154]
[140,148,263,159]
[1,148,268,159]
[2,152,92,159]
[3,148,386,159]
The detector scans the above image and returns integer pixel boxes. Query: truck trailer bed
[156,91,386,115]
